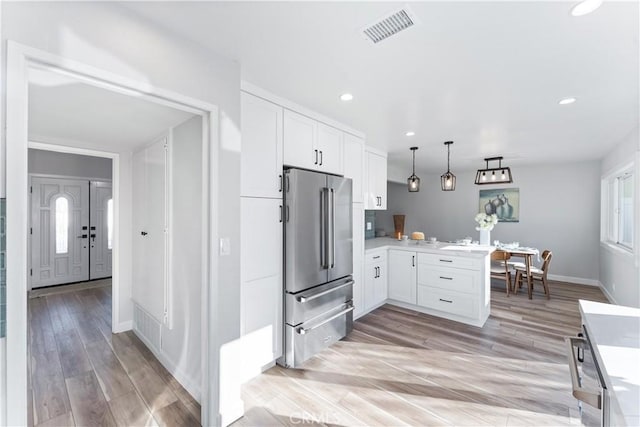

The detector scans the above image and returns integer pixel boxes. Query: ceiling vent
[362,7,418,44]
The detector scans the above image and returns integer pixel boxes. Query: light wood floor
[234,280,608,427]
[28,281,201,427]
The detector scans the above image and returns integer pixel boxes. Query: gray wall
[376,160,601,282]
[599,127,640,307]
[28,149,112,179]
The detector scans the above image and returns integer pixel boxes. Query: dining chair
[490,250,513,296]
[514,250,552,299]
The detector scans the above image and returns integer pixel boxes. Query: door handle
[77,234,88,239]
[412,255,415,267]
[320,188,328,269]
[279,174,283,192]
[566,337,602,409]
[314,149,318,165]
[330,187,335,268]
[141,231,148,236]
[90,233,96,242]
[296,304,354,335]
[319,150,323,166]
[279,205,283,223]
[297,280,354,303]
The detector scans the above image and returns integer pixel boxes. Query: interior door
[132,137,168,324]
[89,181,113,280]
[31,177,89,288]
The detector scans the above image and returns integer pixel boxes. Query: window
[55,197,69,254]
[603,167,634,251]
[107,198,113,250]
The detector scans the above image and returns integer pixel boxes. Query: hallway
[28,280,200,426]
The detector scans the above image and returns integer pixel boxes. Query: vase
[393,214,405,240]
[479,229,490,246]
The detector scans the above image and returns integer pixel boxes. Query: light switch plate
[366,222,372,231]
[219,237,231,256]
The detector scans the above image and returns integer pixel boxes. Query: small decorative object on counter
[411,231,425,241]
[393,214,406,240]
[475,213,498,245]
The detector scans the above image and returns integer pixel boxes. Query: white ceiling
[28,67,195,152]
[122,1,639,173]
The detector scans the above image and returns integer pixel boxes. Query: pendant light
[474,156,513,185]
[440,141,456,191]
[407,147,420,192]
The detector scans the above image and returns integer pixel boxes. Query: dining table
[496,245,540,299]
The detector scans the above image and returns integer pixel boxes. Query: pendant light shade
[407,146,420,192]
[474,156,513,185]
[440,141,456,191]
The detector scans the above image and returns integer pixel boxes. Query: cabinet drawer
[417,286,478,318]
[417,265,478,294]
[365,251,386,264]
[417,253,480,270]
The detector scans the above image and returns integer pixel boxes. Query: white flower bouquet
[475,213,498,231]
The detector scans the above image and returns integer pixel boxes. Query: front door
[31,177,89,288]
[89,181,113,280]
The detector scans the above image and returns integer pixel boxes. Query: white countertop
[579,300,640,426]
[365,237,494,258]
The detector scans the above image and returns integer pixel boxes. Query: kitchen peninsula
[362,237,495,327]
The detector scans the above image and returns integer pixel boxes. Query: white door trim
[5,40,219,427]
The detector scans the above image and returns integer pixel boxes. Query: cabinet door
[388,250,417,304]
[367,152,387,210]
[352,203,364,318]
[317,122,343,174]
[364,262,377,311]
[343,134,364,203]
[283,109,316,170]
[240,197,283,362]
[240,92,283,198]
[373,259,388,306]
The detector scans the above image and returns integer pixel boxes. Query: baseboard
[548,274,600,287]
[132,329,202,403]
[597,282,618,305]
[113,320,132,333]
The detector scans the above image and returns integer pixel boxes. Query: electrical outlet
[219,237,231,256]
[366,222,372,231]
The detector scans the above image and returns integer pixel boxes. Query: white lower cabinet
[388,250,417,304]
[240,197,283,365]
[364,250,387,310]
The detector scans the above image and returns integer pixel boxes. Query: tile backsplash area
[364,210,376,239]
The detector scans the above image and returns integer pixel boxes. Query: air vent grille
[362,8,416,44]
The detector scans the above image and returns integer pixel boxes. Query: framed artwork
[479,188,519,222]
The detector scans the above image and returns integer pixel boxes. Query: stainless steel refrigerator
[279,168,353,368]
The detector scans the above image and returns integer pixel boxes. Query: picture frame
[479,188,519,222]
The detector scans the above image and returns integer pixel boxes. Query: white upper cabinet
[316,122,343,174]
[283,109,343,175]
[241,92,283,198]
[365,150,387,210]
[342,134,364,203]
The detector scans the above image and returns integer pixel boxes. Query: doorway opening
[6,42,218,426]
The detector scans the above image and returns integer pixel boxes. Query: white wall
[162,115,202,397]
[1,2,241,423]
[599,127,640,307]
[377,161,602,283]
[28,148,112,179]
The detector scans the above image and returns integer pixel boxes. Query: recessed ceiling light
[570,0,603,16]
[559,97,577,105]
[405,131,415,137]
[340,93,353,102]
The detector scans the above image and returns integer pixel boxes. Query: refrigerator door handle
[320,187,330,269]
[330,188,335,269]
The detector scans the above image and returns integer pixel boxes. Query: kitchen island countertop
[365,237,495,257]
[579,300,640,427]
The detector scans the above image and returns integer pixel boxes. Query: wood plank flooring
[233,280,608,427]
[28,281,201,427]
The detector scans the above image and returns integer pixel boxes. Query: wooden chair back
[540,250,553,278]
[491,250,510,262]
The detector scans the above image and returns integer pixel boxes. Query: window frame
[602,163,635,253]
